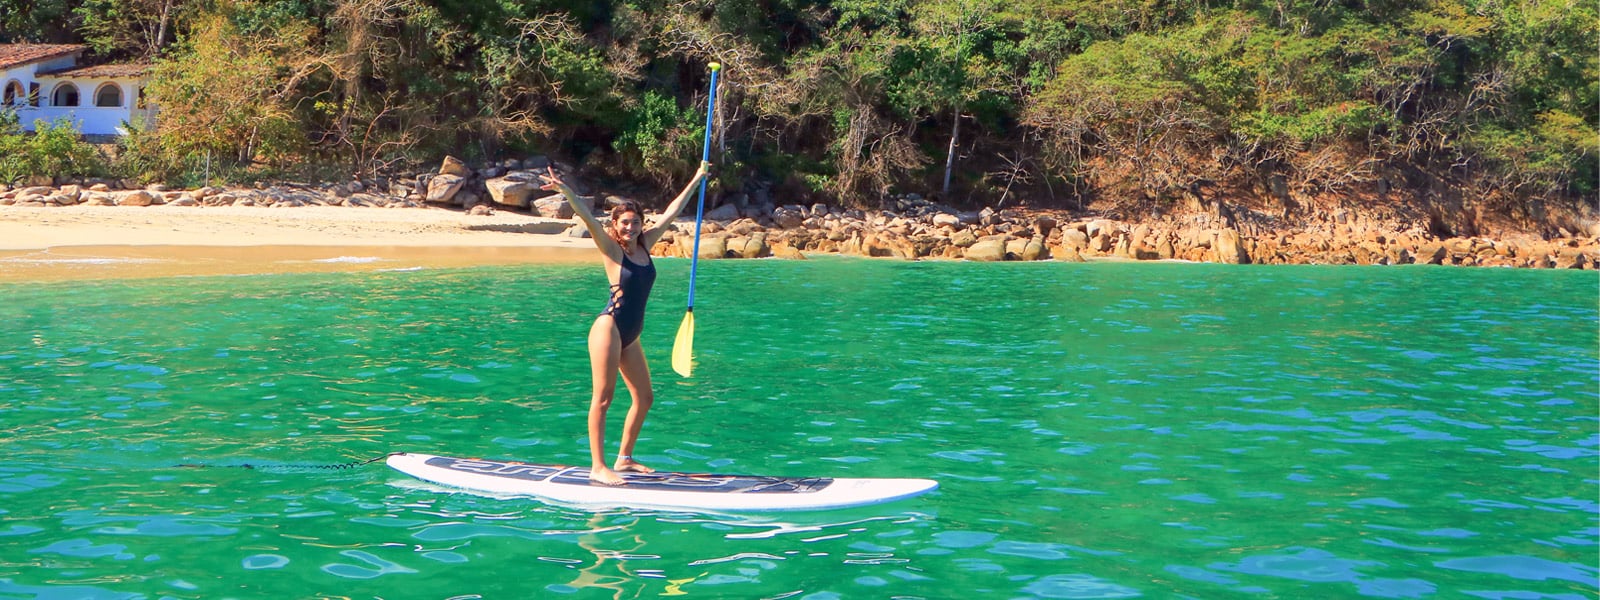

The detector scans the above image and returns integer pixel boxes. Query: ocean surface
[1,258,1596,599]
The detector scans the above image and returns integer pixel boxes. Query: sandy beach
[0,205,599,281]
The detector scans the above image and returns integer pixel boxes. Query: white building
[1,44,155,137]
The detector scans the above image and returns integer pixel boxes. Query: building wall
[2,56,153,136]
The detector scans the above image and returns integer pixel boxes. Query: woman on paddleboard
[538,163,710,485]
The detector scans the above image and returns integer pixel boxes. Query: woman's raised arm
[539,167,621,258]
[642,161,711,248]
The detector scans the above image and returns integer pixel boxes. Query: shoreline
[2,198,1597,282]
[0,244,598,282]
[0,204,600,281]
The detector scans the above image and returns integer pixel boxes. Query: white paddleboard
[386,452,938,512]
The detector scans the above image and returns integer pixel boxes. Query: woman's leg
[586,316,626,485]
[613,340,655,474]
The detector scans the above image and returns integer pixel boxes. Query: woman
[538,162,711,485]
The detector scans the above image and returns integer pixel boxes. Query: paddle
[672,61,721,378]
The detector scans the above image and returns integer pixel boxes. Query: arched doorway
[51,82,80,107]
[94,83,123,107]
[2,80,23,105]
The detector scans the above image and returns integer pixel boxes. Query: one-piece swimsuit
[601,252,656,348]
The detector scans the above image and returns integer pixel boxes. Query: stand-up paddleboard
[387,453,937,512]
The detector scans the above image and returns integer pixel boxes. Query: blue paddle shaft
[686,67,719,309]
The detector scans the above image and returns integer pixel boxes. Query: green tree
[142,5,310,172]
[74,0,187,57]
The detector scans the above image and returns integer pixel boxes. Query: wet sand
[0,245,599,282]
[0,205,601,281]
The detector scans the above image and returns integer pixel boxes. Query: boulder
[726,218,762,236]
[1034,216,1058,238]
[1022,238,1050,261]
[344,194,381,208]
[865,231,915,258]
[1090,233,1114,253]
[532,194,577,219]
[485,176,537,208]
[1057,245,1087,262]
[81,192,116,206]
[773,244,807,260]
[1417,243,1448,265]
[1156,235,1176,259]
[1005,237,1030,259]
[1556,248,1589,269]
[1214,228,1251,264]
[965,238,1007,262]
[1062,229,1089,251]
[1130,224,1151,248]
[698,235,728,259]
[118,190,157,207]
[1113,236,1133,258]
[706,203,740,222]
[735,232,771,259]
[1087,219,1119,238]
[439,155,472,178]
[426,174,465,204]
[772,206,805,229]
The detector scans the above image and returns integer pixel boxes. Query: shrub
[0,113,107,183]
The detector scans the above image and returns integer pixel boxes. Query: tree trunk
[942,109,961,195]
[155,0,173,55]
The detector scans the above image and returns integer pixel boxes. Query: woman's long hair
[608,199,645,250]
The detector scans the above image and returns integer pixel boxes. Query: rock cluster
[0,180,425,209]
[4,156,1596,269]
[419,155,606,219]
[646,194,1600,269]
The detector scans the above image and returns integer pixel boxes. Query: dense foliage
[2,0,1594,213]
[0,113,107,182]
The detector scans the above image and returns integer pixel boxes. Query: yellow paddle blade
[671,310,695,377]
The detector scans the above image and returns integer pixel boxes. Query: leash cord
[175,452,396,472]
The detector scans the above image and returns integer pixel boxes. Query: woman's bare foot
[614,457,655,474]
[589,466,626,486]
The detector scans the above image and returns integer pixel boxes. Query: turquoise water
[1,259,1596,599]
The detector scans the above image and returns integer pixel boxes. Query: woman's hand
[696,161,711,181]
[537,166,568,192]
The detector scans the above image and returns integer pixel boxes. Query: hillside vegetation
[3,0,1594,228]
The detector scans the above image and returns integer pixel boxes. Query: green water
[1,259,1596,599]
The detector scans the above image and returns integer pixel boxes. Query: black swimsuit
[601,252,656,348]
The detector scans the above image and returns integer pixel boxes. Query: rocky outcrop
[5,165,1595,269]
[636,193,1599,268]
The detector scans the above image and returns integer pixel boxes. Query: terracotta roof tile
[0,44,87,70]
[36,63,151,79]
